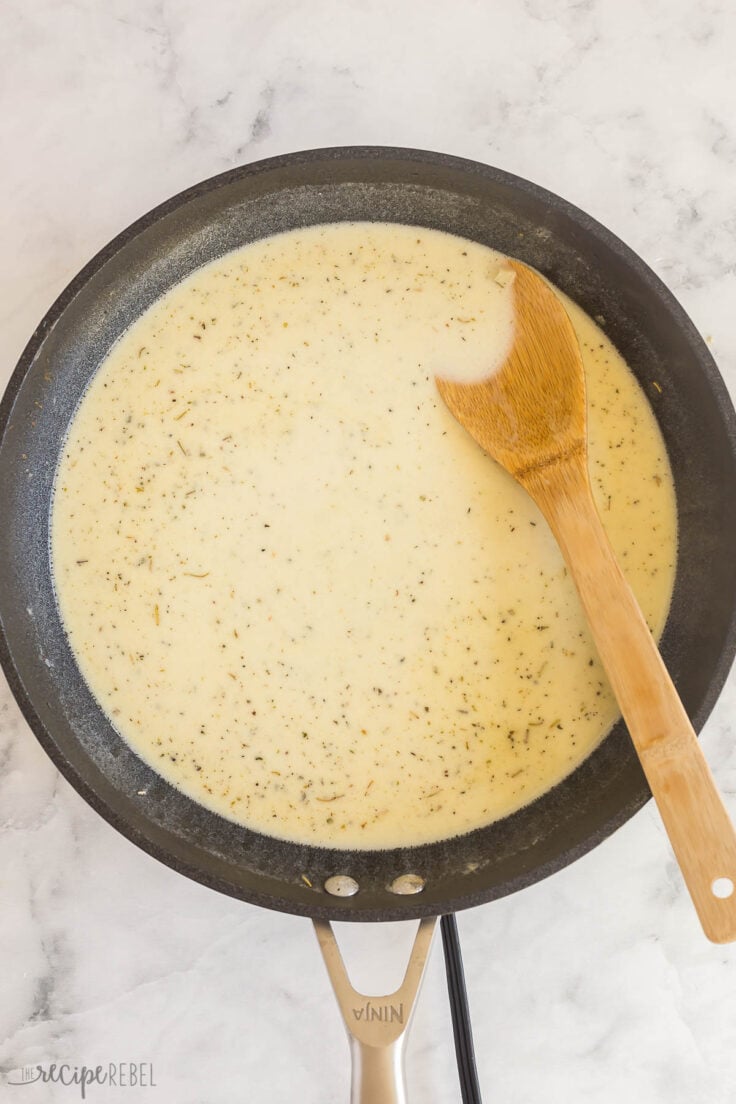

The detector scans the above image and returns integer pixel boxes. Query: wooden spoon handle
[526,457,736,943]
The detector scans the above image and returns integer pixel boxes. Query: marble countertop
[2,1,735,1101]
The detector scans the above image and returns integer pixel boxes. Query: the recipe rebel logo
[3,1062,156,1097]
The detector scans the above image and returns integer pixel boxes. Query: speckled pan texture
[1,147,735,921]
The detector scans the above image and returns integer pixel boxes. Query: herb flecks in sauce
[52,223,677,849]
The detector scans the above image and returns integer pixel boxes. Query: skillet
[1,145,736,1095]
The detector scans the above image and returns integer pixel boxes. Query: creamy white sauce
[51,223,677,849]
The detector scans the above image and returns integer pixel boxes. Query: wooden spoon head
[436,260,587,483]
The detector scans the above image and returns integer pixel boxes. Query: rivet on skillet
[389,874,425,895]
[324,875,359,897]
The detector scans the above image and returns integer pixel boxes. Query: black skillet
[1,147,736,1099]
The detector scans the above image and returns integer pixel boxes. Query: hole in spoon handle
[644,748,736,944]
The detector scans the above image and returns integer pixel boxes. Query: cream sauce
[51,223,677,849]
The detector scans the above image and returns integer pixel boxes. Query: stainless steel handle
[313,917,438,1104]
[349,1036,407,1104]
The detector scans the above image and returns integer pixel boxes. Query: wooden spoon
[436,259,736,943]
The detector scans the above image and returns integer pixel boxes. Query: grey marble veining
[2,1,735,1101]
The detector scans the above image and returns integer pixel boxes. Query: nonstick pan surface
[1,147,735,921]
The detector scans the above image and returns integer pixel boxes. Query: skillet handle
[313,917,437,1104]
[347,1036,407,1104]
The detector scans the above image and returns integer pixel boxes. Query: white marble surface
[2,1,736,1101]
